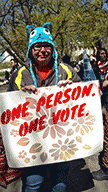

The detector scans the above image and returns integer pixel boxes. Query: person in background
[92,48,108,180]
[7,57,33,91]
[92,72,108,180]
[10,58,19,75]
[89,48,108,106]
[0,64,33,189]
[0,62,27,189]
[5,71,9,81]
[91,48,108,90]
[97,48,108,73]
[70,60,84,81]
[0,132,23,189]
[74,62,84,80]
[89,54,97,68]
[62,54,70,65]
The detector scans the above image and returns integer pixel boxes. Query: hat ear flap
[26,25,35,39]
[42,22,52,34]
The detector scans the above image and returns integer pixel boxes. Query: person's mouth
[40,56,46,58]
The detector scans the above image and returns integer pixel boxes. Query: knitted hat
[26,22,58,87]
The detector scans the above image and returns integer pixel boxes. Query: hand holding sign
[57,80,73,87]
[102,80,108,90]
[22,85,38,94]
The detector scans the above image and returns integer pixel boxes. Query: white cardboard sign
[0,80,103,168]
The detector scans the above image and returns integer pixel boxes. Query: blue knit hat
[26,22,58,87]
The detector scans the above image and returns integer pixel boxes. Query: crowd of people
[62,48,108,181]
[0,22,108,191]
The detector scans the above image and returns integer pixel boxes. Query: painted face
[31,42,53,67]
[99,50,107,61]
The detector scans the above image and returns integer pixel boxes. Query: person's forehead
[100,50,106,54]
[11,59,16,62]
[34,42,52,46]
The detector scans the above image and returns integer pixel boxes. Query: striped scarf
[0,131,24,188]
[98,61,108,74]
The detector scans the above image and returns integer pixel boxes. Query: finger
[102,81,108,89]
[31,86,38,93]
[68,80,73,84]
[57,80,73,87]
[21,85,37,93]
[105,74,108,80]
[21,87,30,92]
[21,87,26,92]
[57,81,66,87]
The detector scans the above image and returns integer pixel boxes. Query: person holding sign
[0,22,94,191]
[20,22,94,192]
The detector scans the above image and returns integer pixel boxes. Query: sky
[103,2,108,10]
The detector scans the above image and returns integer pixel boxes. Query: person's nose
[41,47,46,51]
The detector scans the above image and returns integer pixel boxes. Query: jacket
[7,65,34,91]
[102,65,108,110]
[7,61,81,91]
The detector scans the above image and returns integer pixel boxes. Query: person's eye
[34,46,40,50]
[35,45,39,48]
[43,28,50,35]
[30,30,37,38]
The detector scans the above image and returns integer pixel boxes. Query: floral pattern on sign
[18,151,31,164]
[29,143,42,153]
[21,112,33,121]
[45,87,52,90]
[10,129,19,137]
[10,119,20,126]
[17,137,30,146]
[40,152,48,162]
[49,139,78,161]
[34,92,69,139]
[76,136,82,143]
[72,111,95,136]
[26,97,37,109]
[67,101,73,108]
[24,158,30,163]
[18,150,27,158]
[67,129,74,136]
[83,145,91,150]
[32,155,37,160]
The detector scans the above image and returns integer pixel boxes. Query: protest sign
[0,80,103,168]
